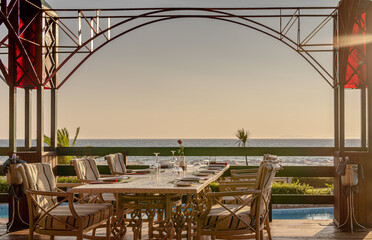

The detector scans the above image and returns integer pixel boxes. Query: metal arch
[42,7,337,89]
[56,16,335,90]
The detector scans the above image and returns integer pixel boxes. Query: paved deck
[1,219,371,239]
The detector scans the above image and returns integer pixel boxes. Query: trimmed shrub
[291,177,333,188]
[57,176,79,183]
[272,180,312,194]
[0,177,9,193]
[209,182,220,192]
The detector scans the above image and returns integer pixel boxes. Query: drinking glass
[172,156,183,175]
[169,150,176,168]
[154,152,161,173]
[193,160,201,173]
[202,159,210,168]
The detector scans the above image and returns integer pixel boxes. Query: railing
[0,146,337,205]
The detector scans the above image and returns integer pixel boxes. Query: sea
[0,139,362,166]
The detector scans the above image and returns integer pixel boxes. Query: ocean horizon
[0,138,362,166]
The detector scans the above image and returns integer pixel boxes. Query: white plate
[179,177,201,182]
[199,170,218,174]
[175,182,193,187]
[100,176,129,181]
[132,169,151,173]
[195,172,210,177]
[208,167,224,170]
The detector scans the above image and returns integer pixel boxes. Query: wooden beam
[36,85,44,155]
[9,86,16,154]
[24,88,32,150]
[361,87,367,148]
[51,88,57,149]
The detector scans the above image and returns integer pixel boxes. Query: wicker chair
[105,153,128,175]
[17,162,112,240]
[218,154,281,239]
[197,161,281,240]
[70,158,118,205]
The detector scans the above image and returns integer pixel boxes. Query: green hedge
[0,177,8,193]
[57,176,79,183]
[272,181,312,194]
[291,177,333,188]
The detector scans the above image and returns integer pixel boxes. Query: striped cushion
[105,153,126,174]
[250,163,280,219]
[74,158,100,180]
[39,203,112,230]
[22,163,57,216]
[204,204,254,231]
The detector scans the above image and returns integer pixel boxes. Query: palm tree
[235,128,251,166]
[44,127,80,164]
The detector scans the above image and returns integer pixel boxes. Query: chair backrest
[250,162,281,223]
[17,163,58,216]
[105,153,126,175]
[71,158,100,181]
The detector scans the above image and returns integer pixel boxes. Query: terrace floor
[1,219,372,239]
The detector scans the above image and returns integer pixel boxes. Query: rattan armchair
[105,153,128,175]
[197,162,281,240]
[70,158,120,205]
[17,162,112,240]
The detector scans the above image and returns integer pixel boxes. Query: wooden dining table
[70,165,229,239]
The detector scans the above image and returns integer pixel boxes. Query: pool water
[272,207,334,219]
[0,204,334,220]
[0,204,8,218]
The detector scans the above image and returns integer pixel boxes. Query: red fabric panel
[345,12,367,89]
[15,18,37,87]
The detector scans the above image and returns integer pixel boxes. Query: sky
[0,0,363,140]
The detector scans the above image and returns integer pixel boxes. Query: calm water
[272,207,334,220]
[0,204,334,219]
[0,138,362,166]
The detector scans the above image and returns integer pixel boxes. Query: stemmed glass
[202,158,210,168]
[193,160,201,174]
[172,151,183,175]
[153,152,161,173]
[169,150,176,168]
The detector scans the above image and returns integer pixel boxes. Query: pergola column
[36,85,44,155]
[24,88,32,150]
[9,86,16,154]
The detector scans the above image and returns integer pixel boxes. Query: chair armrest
[231,173,258,180]
[197,189,262,222]
[56,182,84,188]
[219,180,256,184]
[207,189,261,198]
[27,189,73,198]
[78,179,96,183]
[219,182,256,191]
[26,189,84,221]
[100,174,115,178]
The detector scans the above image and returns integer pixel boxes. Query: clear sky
[0,0,363,139]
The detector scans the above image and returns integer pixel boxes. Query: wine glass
[172,156,183,175]
[202,159,210,168]
[193,160,201,173]
[154,152,161,173]
[169,150,176,168]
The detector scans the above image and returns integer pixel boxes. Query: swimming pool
[0,204,334,220]
[0,204,8,219]
[272,207,334,219]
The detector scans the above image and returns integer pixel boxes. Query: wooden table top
[70,165,229,195]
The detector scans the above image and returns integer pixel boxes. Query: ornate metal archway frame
[41,7,338,89]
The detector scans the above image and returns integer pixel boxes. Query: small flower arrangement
[177,139,184,156]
